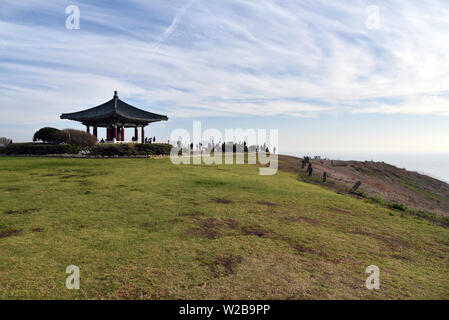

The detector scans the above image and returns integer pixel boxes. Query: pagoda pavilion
[60,91,168,143]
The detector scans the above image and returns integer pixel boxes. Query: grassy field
[0,156,448,299]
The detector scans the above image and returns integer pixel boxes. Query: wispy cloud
[160,0,198,45]
[1,0,449,127]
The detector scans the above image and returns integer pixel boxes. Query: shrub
[370,197,383,204]
[90,144,136,156]
[63,129,97,147]
[4,143,80,155]
[90,143,172,156]
[388,203,407,211]
[133,143,172,155]
[349,188,366,197]
[33,127,66,144]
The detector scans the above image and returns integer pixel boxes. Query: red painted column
[135,127,138,141]
[141,126,145,144]
[114,125,118,141]
[86,126,90,133]
[93,127,97,138]
[121,127,125,141]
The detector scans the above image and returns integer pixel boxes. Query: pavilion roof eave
[60,92,169,127]
[60,115,167,128]
[81,119,166,128]
[60,112,167,123]
[115,110,169,124]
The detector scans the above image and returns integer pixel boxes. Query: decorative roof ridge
[114,90,118,111]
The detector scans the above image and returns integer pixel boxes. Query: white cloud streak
[1,0,449,126]
[160,0,198,44]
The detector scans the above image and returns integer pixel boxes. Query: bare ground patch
[0,229,22,238]
[180,211,205,217]
[347,230,411,249]
[330,208,353,215]
[257,201,277,207]
[292,244,328,259]
[241,225,270,238]
[106,283,152,300]
[61,175,77,179]
[281,216,321,225]
[213,198,233,204]
[31,228,44,232]
[189,218,223,239]
[189,218,240,239]
[292,244,353,264]
[391,253,411,261]
[210,254,243,277]
[4,208,41,215]
[141,222,158,230]
[223,218,240,230]
[188,199,200,206]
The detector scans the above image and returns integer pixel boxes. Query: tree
[62,129,97,147]
[0,137,12,146]
[33,127,66,144]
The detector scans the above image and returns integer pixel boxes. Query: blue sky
[1,0,448,155]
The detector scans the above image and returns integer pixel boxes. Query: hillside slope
[279,155,449,215]
[0,157,448,299]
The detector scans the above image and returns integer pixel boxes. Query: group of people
[98,136,157,143]
[174,139,276,154]
[143,136,156,144]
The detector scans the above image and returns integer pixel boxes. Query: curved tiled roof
[60,91,168,127]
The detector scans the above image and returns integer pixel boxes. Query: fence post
[353,181,362,191]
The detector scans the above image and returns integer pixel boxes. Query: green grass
[0,156,448,299]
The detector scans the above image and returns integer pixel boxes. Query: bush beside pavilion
[0,127,172,156]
